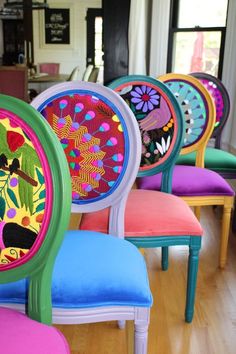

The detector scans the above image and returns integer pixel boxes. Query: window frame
[167,0,229,79]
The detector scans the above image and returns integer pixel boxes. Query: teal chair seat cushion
[177,147,236,172]
[0,231,152,308]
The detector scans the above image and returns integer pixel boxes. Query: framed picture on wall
[39,3,74,49]
[45,8,70,44]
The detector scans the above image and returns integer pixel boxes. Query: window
[167,0,228,78]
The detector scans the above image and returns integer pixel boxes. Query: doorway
[86,8,103,69]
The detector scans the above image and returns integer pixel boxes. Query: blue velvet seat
[0,232,152,309]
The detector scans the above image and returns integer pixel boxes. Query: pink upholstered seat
[0,308,69,354]
[81,189,203,237]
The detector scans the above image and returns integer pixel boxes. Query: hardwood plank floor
[56,206,236,354]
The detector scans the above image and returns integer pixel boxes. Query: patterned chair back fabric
[190,72,230,149]
[158,73,215,168]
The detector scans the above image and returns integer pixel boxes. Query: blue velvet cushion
[0,231,152,308]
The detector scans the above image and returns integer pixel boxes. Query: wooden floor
[56,206,236,354]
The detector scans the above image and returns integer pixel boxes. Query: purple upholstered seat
[138,165,235,197]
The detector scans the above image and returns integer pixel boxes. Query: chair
[138,73,234,268]
[79,75,203,323]
[177,72,236,231]
[2,82,152,353]
[82,64,94,81]
[88,67,99,82]
[0,94,71,353]
[0,66,28,102]
[176,72,232,167]
[39,63,60,75]
[67,65,80,81]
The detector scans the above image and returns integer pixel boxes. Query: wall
[0,0,101,77]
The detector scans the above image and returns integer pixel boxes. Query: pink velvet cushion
[137,165,235,197]
[80,189,203,237]
[0,307,70,354]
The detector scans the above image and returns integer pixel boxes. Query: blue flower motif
[131,86,160,112]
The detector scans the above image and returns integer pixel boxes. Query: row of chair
[39,62,100,83]
[0,72,234,353]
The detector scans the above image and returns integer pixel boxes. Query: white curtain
[128,0,149,74]
[128,0,170,76]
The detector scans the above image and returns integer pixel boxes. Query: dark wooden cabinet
[2,19,24,65]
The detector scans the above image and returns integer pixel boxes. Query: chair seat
[80,190,203,237]
[176,147,236,173]
[0,231,152,309]
[0,307,69,354]
[137,166,235,197]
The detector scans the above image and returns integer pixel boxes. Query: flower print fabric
[131,86,160,113]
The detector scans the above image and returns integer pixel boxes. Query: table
[28,74,69,93]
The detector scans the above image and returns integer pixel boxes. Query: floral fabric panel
[199,79,224,129]
[115,84,175,168]
[0,113,45,266]
[39,93,127,203]
[165,80,208,148]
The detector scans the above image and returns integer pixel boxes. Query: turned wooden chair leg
[219,198,233,268]
[185,236,201,323]
[161,246,169,271]
[134,308,150,354]
[118,320,126,329]
[194,206,201,221]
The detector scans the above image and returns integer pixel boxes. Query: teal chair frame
[107,75,203,322]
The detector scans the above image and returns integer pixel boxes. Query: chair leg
[118,320,126,329]
[134,308,150,354]
[219,201,232,268]
[161,246,168,270]
[194,206,201,220]
[232,198,236,233]
[185,236,201,323]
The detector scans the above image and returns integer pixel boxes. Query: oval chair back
[158,73,216,168]
[39,63,60,75]
[0,95,71,323]
[31,82,141,237]
[67,66,80,81]
[108,75,185,193]
[0,94,71,354]
[190,72,230,149]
